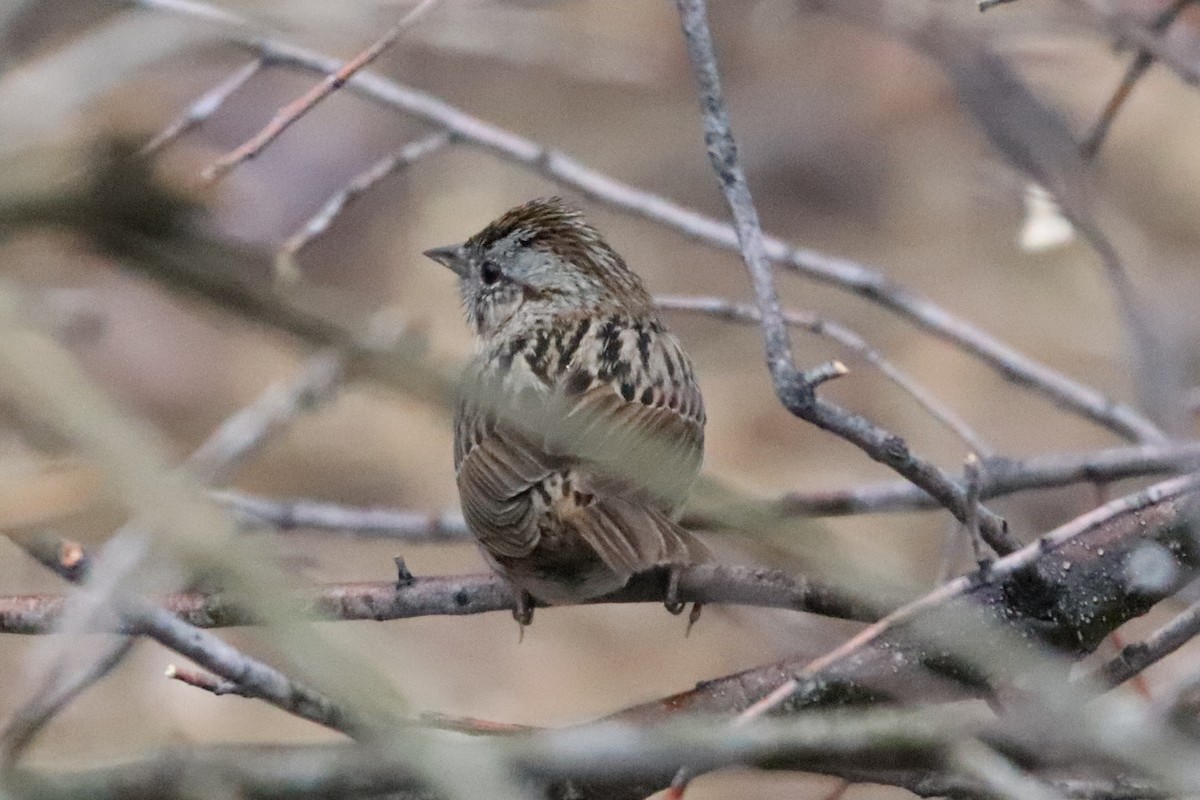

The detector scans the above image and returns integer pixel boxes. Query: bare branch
[0,564,878,634]
[672,0,1016,555]
[164,662,245,696]
[276,132,452,279]
[615,473,1200,724]
[673,0,799,396]
[187,351,343,485]
[657,295,993,456]
[215,491,469,539]
[201,0,441,181]
[140,58,263,156]
[1086,590,1200,689]
[772,440,1200,517]
[213,440,1200,546]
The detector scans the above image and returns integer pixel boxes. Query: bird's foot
[664,565,686,615]
[685,602,703,637]
[513,589,535,642]
[665,565,702,635]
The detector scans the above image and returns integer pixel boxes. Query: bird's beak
[422,244,467,277]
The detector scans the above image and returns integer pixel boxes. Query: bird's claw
[513,589,535,642]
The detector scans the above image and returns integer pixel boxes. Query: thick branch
[614,477,1200,723]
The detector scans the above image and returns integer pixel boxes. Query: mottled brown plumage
[424,198,709,624]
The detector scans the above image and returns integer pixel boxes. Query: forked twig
[672,0,1015,554]
[201,0,441,181]
[657,294,992,456]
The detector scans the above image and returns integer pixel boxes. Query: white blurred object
[1020,182,1076,252]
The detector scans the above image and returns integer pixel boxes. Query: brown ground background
[4,1,1200,797]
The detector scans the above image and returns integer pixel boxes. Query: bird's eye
[480,260,503,285]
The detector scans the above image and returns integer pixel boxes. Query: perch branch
[0,564,877,634]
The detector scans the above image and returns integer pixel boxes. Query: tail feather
[571,495,711,579]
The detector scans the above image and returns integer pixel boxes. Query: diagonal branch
[612,473,1200,726]
[201,0,441,181]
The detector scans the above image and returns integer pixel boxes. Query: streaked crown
[424,198,655,336]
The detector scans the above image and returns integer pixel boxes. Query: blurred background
[3,0,1200,797]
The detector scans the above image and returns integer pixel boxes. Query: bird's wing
[454,324,706,567]
[454,363,557,559]
[556,489,711,577]
[552,326,705,515]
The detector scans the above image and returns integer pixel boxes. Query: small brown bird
[424,197,709,626]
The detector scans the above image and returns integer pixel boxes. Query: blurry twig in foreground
[139,58,263,156]
[0,140,455,407]
[187,350,344,485]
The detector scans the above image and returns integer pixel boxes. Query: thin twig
[140,58,263,156]
[949,740,1069,800]
[772,440,1200,517]
[1086,592,1200,689]
[1081,0,1195,159]
[165,662,245,696]
[214,491,469,539]
[187,351,344,485]
[276,131,452,280]
[213,439,1200,543]
[657,294,993,456]
[201,0,441,181]
[134,0,253,27]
